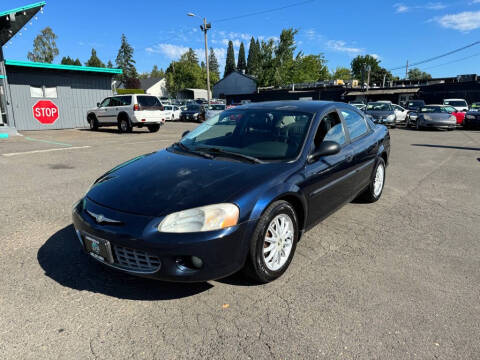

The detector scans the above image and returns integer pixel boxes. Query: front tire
[88,114,98,131]
[359,158,386,203]
[243,201,298,283]
[147,124,160,133]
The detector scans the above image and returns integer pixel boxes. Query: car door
[394,105,407,121]
[339,107,378,196]
[96,97,113,124]
[303,110,357,225]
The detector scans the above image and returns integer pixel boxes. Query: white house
[139,77,168,97]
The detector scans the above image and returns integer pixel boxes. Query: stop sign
[32,100,59,124]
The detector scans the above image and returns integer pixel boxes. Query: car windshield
[444,100,467,107]
[187,105,201,111]
[209,104,226,110]
[420,106,449,113]
[471,103,480,108]
[367,103,391,111]
[408,101,423,107]
[178,109,314,161]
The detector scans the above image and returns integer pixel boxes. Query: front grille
[113,245,161,273]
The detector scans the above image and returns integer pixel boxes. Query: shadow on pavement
[412,144,480,151]
[77,128,149,134]
[37,225,212,300]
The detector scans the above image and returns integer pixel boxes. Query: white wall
[146,79,168,97]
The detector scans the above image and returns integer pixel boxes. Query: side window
[110,97,121,107]
[100,98,111,107]
[119,96,132,106]
[342,109,369,140]
[314,112,346,147]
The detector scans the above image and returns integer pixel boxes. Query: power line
[388,40,480,71]
[211,0,315,23]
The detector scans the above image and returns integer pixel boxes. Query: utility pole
[188,13,211,105]
[382,73,386,88]
[366,65,371,92]
[202,18,211,105]
[405,60,409,80]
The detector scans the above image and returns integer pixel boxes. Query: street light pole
[188,13,211,105]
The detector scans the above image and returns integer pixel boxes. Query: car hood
[86,149,288,217]
[182,110,200,115]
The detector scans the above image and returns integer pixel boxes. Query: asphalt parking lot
[1,123,479,359]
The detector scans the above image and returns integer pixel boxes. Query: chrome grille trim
[112,245,161,274]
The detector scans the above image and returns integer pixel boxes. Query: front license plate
[84,235,114,264]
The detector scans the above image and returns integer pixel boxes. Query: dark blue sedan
[72,101,390,283]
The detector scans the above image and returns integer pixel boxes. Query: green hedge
[116,89,145,94]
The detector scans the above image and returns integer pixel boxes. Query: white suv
[443,99,468,112]
[87,94,166,133]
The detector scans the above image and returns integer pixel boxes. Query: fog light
[191,256,203,269]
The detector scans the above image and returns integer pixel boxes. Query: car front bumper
[464,116,480,128]
[419,120,456,129]
[72,198,253,282]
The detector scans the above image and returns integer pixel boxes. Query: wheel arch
[117,111,130,122]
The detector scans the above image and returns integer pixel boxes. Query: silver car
[205,103,226,120]
[415,105,456,130]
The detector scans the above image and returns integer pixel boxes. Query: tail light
[133,104,140,111]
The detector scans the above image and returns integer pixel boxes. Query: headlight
[158,203,239,233]
[387,114,395,121]
[466,114,475,119]
[450,116,456,121]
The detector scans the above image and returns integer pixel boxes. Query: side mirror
[307,141,341,163]
[97,102,101,108]
[181,130,190,138]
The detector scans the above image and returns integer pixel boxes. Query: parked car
[365,102,398,127]
[87,94,165,133]
[443,99,469,112]
[464,109,480,129]
[163,105,182,121]
[414,105,457,130]
[351,103,366,111]
[205,104,226,120]
[392,104,408,123]
[443,105,465,126]
[73,101,390,283]
[405,100,425,112]
[469,102,480,110]
[180,104,205,122]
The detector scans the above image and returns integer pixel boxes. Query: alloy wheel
[373,163,385,197]
[263,214,294,271]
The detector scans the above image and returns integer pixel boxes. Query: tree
[273,28,298,85]
[115,34,138,84]
[292,53,329,83]
[224,40,236,77]
[151,65,165,78]
[237,42,247,72]
[257,39,276,87]
[247,37,260,76]
[85,48,105,67]
[351,55,394,86]
[209,48,220,80]
[408,68,432,80]
[331,66,351,80]
[27,27,59,63]
[61,56,81,66]
[107,60,113,68]
[165,49,204,96]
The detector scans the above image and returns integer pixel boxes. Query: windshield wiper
[172,142,213,159]
[195,147,263,164]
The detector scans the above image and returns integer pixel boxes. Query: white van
[443,99,468,112]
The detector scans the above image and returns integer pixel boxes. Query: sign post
[32,100,59,125]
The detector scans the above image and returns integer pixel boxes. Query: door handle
[345,152,354,162]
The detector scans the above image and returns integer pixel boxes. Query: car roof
[234,100,343,113]
[444,98,466,101]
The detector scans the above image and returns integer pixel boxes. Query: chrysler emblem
[86,210,122,225]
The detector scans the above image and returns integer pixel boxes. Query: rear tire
[243,200,298,283]
[416,120,422,130]
[118,117,132,133]
[88,114,98,131]
[147,124,160,133]
[359,158,386,203]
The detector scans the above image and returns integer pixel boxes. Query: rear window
[209,104,226,111]
[137,96,161,107]
[444,100,467,107]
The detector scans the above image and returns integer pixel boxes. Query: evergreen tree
[151,65,165,78]
[85,48,105,67]
[209,48,220,79]
[27,27,59,63]
[115,33,138,84]
[61,56,77,65]
[107,60,113,68]
[224,40,236,77]
[73,58,82,66]
[247,37,259,75]
[237,42,246,72]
